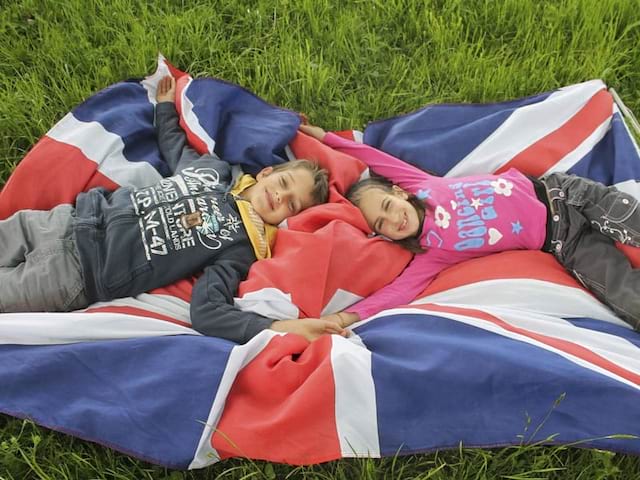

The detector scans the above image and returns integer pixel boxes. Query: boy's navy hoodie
[73,102,272,343]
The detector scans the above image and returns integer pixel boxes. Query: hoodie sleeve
[190,245,273,344]
[154,101,228,176]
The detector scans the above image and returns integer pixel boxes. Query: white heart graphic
[450,200,458,210]
[488,228,503,245]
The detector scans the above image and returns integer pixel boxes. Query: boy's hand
[298,124,326,141]
[156,75,176,103]
[270,318,348,342]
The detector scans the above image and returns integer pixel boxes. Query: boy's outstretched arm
[155,75,205,174]
[191,249,347,344]
[156,75,176,103]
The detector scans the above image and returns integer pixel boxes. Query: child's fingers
[159,76,169,94]
[158,75,174,94]
[323,322,346,335]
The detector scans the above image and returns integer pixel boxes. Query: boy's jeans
[541,172,640,329]
[0,204,89,312]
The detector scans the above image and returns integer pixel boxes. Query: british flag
[0,55,639,469]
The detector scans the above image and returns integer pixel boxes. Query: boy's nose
[279,190,292,203]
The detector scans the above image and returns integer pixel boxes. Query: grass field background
[1,0,640,478]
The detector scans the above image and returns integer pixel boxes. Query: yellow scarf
[230,174,278,260]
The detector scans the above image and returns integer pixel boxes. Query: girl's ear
[391,185,409,200]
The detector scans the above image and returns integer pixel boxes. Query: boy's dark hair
[272,159,329,205]
[346,176,426,253]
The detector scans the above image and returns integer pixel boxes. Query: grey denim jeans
[0,204,89,312]
[540,172,640,329]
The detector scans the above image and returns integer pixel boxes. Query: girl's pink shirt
[323,133,547,319]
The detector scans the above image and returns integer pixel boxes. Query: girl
[299,124,640,331]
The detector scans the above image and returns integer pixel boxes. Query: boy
[0,76,344,343]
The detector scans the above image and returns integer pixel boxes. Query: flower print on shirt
[434,205,451,229]
[491,178,513,196]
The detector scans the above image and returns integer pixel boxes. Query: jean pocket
[603,194,638,223]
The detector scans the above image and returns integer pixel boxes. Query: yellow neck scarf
[230,174,278,260]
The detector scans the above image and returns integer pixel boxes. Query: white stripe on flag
[180,78,217,155]
[613,179,640,199]
[140,53,173,105]
[0,311,196,345]
[321,288,365,316]
[480,305,640,378]
[85,293,191,324]
[445,80,607,177]
[234,287,299,320]
[352,130,364,144]
[332,334,380,458]
[47,113,162,187]
[189,330,279,469]
[410,278,626,326]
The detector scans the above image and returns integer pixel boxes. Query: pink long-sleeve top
[323,133,548,319]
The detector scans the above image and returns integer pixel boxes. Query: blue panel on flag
[363,92,553,176]
[356,313,640,455]
[568,112,640,185]
[0,335,234,469]
[185,79,300,175]
[565,318,640,345]
[72,81,169,176]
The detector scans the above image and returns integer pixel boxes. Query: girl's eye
[289,201,295,212]
[281,178,288,188]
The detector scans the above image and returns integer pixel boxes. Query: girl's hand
[334,311,360,328]
[298,124,327,141]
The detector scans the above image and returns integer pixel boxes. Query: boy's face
[250,166,316,225]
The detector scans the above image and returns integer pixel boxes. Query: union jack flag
[0,55,639,469]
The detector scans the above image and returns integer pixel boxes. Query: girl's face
[357,186,421,240]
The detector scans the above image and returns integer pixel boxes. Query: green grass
[1,0,640,477]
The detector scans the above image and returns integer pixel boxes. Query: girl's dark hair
[346,176,426,253]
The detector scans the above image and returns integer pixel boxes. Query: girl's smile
[357,185,421,240]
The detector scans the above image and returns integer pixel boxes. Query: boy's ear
[391,185,409,200]
[256,166,274,180]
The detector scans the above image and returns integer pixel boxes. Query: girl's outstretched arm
[299,124,431,191]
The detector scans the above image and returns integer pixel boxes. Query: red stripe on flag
[148,277,197,303]
[420,250,585,298]
[416,303,640,387]
[163,57,188,80]
[240,222,411,317]
[332,130,358,141]
[0,137,118,219]
[83,305,191,327]
[495,89,613,176]
[617,242,640,268]
[213,334,341,464]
